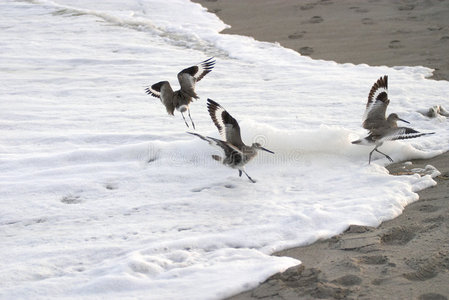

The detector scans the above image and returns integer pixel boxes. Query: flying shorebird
[352,75,434,164]
[145,57,215,129]
[188,99,274,183]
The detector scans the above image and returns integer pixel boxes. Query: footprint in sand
[389,40,404,49]
[357,255,389,265]
[308,16,323,24]
[299,46,314,55]
[380,226,416,245]
[344,225,374,233]
[407,15,420,21]
[395,29,412,34]
[288,31,307,39]
[361,17,375,25]
[398,4,415,11]
[350,6,370,13]
[371,278,388,286]
[331,274,362,287]
[299,3,315,10]
[418,293,448,300]
[403,259,440,281]
[319,0,333,6]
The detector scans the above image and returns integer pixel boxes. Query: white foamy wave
[34,0,228,56]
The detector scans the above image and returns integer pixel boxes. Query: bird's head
[387,113,410,125]
[252,143,275,154]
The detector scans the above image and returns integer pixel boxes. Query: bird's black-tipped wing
[207,99,244,147]
[180,57,215,83]
[362,75,390,130]
[177,57,215,99]
[145,81,175,115]
[145,81,164,99]
[382,127,434,142]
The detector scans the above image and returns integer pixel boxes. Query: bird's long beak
[260,147,275,154]
[398,118,410,124]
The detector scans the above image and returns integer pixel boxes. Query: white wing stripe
[212,106,227,140]
[194,58,215,80]
[145,86,161,98]
[370,87,387,103]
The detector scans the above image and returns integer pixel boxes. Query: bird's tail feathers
[351,137,376,146]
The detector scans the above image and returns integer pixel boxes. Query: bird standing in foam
[352,75,434,164]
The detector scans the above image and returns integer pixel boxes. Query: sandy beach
[193,0,449,299]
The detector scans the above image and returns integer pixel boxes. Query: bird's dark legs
[188,109,195,130]
[376,149,393,162]
[181,112,189,128]
[241,170,256,183]
[238,170,242,177]
[369,146,393,164]
[368,148,375,164]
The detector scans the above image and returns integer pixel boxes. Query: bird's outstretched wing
[145,81,175,115]
[187,132,243,164]
[207,99,244,147]
[177,57,215,99]
[381,127,434,142]
[362,75,389,130]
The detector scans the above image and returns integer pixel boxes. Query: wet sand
[195,0,449,81]
[229,155,449,300]
[193,0,449,299]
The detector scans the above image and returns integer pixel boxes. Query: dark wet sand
[193,0,449,299]
[195,0,449,81]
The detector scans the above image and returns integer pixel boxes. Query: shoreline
[195,0,449,81]
[193,0,449,299]
[229,155,449,299]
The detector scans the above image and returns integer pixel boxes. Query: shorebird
[188,99,274,183]
[352,75,434,164]
[145,57,215,129]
